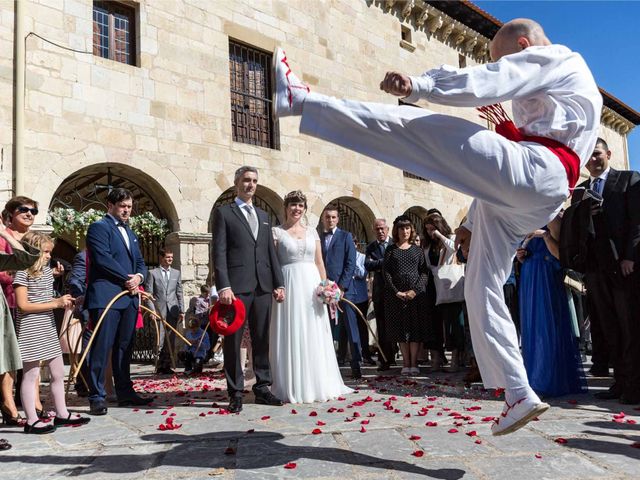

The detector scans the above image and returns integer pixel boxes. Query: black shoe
[589,365,610,377]
[254,391,284,406]
[118,395,153,407]
[619,393,640,405]
[36,408,50,419]
[594,388,622,400]
[362,357,376,366]
[155,367,175,375]
[54,413,91,427]
[351,367,362,379]
[24,419,56,435]
[376,363,390,372]
[228,397,243,413]
[89,400,108,416]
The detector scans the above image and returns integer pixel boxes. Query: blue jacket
[321,228,356,300]
[84,216,148,310]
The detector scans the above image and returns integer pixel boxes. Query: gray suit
[145,267,184,368]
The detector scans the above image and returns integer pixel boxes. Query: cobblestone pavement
[1,362,639,479]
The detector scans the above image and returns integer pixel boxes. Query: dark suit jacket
[85,216,148,310]
[321,228,356,300]
[67,250,87,298]
[212,202,284,294]
[365,239,389,303]
[572,168,640,271]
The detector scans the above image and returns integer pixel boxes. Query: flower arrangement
[315,280,342,322]
[47,207,169,244]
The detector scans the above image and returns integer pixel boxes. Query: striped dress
[14,266,62,362]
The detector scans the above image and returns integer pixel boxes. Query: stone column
[164,231,212,298]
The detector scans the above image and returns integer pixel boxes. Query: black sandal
[23,419,56,435]
[0,439,11,451]
[54,413,91,427]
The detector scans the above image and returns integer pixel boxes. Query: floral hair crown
[284,190,307,204]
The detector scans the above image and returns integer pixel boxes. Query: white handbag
[432,253,465,305]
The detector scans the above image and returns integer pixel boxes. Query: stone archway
[404,206,428,237]
[319,197,376,250]
[49,163,178,267]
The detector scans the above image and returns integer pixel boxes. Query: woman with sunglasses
[0,196,46,427]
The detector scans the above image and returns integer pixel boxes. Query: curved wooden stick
[139,305,192,347]
[68,290,130,386]
[340,298,388,364]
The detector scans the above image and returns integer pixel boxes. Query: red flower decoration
[412,450,424,457]
[284,462,297,469]
[312,428,322,434]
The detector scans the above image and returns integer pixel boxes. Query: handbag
[59,307,83,354]
[432,249,465,305]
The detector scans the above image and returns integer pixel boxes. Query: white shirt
[107,213,130,250]
[405,44,602,167]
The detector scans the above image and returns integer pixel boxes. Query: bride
[269,190,353,403]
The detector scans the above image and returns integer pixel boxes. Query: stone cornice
[165,232,211,244]
[381,0,491,63]
[601,106,635,135]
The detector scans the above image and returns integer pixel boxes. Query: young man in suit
[572,138,640,404]
[144,248,185,374]
[84,188,150,415]
[212,166,285,413]
[321,205,362,379]
[365,218,393,371]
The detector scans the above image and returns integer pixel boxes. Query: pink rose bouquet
[315,280,342,322]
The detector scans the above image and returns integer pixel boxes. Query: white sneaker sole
[492,402,550,436]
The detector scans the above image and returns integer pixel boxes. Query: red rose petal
[312,428,322,434]
[481,416,495,422]
[426,421,438,427]
[448,428,458,434]
[475,439,482,444]
[627,419,637,424]
[412,450,424,457]
[360,420,370,425]
[409,435,422,440]
[284,462,297,469]
[316,421,326,426]
[554,437,568,444]
[261,416,271,420]
[198,412,206,417]
[360,426,367,433]
[309,411,318,417]
[631,442,640,449]
[466,430,477,437]
[535,453,542,459]
[291,409,298,414]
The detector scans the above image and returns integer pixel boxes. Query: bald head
[490,18,550,61]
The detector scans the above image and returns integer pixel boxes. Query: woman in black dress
[383,216,428,375]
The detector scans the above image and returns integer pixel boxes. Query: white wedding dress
[269,226,353,403]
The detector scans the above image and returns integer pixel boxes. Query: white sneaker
[410,367,420,376]
[491,396,550,436]
[272,47,309,118]
[401,367,411,375]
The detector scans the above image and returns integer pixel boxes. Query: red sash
[477,104,580,190]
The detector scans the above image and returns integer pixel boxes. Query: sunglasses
[16,206,39,215]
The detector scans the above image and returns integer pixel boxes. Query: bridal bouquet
[316,280,342,322]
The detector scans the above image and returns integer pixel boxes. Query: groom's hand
[273,287,285,303]
[219,289,235,305]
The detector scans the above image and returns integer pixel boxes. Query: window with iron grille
[93,1,137,66]
[229,39,279,149]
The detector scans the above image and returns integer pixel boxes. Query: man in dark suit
[84,188,150,415]
[320,204,362,379]
[212,166,285,413]
[365,218,393,371]
[572,138,640,404]
[145,248,185,374]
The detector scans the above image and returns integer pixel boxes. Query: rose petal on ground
[475,439,482,444]
[284,462,297,469]
[261,416,271,421]
[312,428,322,434]
[466,430,477,437]
[412,450,424,457]
[291,409,298,414]
[448,428,458,434]
[360,426,367,433]
[309,411,318,416]
[426,422,438,427]
[316,421,326,426]
[554,437,568,444]
[409,435,422,440]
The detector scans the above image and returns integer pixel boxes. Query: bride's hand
[273,287,285,303]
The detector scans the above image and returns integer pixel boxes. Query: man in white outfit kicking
[272,18,602,435]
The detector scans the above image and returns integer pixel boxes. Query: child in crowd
[14,232,90,434]
[179,314,210,375]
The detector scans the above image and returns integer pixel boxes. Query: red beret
[209,298,246,336]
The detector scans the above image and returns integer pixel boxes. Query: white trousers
[300,93,568,389]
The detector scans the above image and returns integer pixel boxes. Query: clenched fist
[380,71,413,97]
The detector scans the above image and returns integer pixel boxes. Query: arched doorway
[49,164,178,267]
[50,164,178,363]
[318,197,376,250]
[209,185,284,284]
[404,206,428,237]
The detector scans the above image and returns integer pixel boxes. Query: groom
[212,166,285,413]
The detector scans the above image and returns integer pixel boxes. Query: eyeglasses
[16,206,38,215]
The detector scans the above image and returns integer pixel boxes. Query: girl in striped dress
[14,232,90,434]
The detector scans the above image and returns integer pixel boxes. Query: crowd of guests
[0,137,638,449]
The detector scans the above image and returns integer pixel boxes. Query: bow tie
[116,221,128,228]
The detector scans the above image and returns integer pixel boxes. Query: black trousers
[373,297,394,365]
[585,271,637,393]
[223,290,273,398]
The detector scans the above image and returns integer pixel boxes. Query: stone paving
[1,362,639,479]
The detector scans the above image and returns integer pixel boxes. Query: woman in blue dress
[516,216,587,397]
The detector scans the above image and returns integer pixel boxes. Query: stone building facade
[0,0,638,297]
